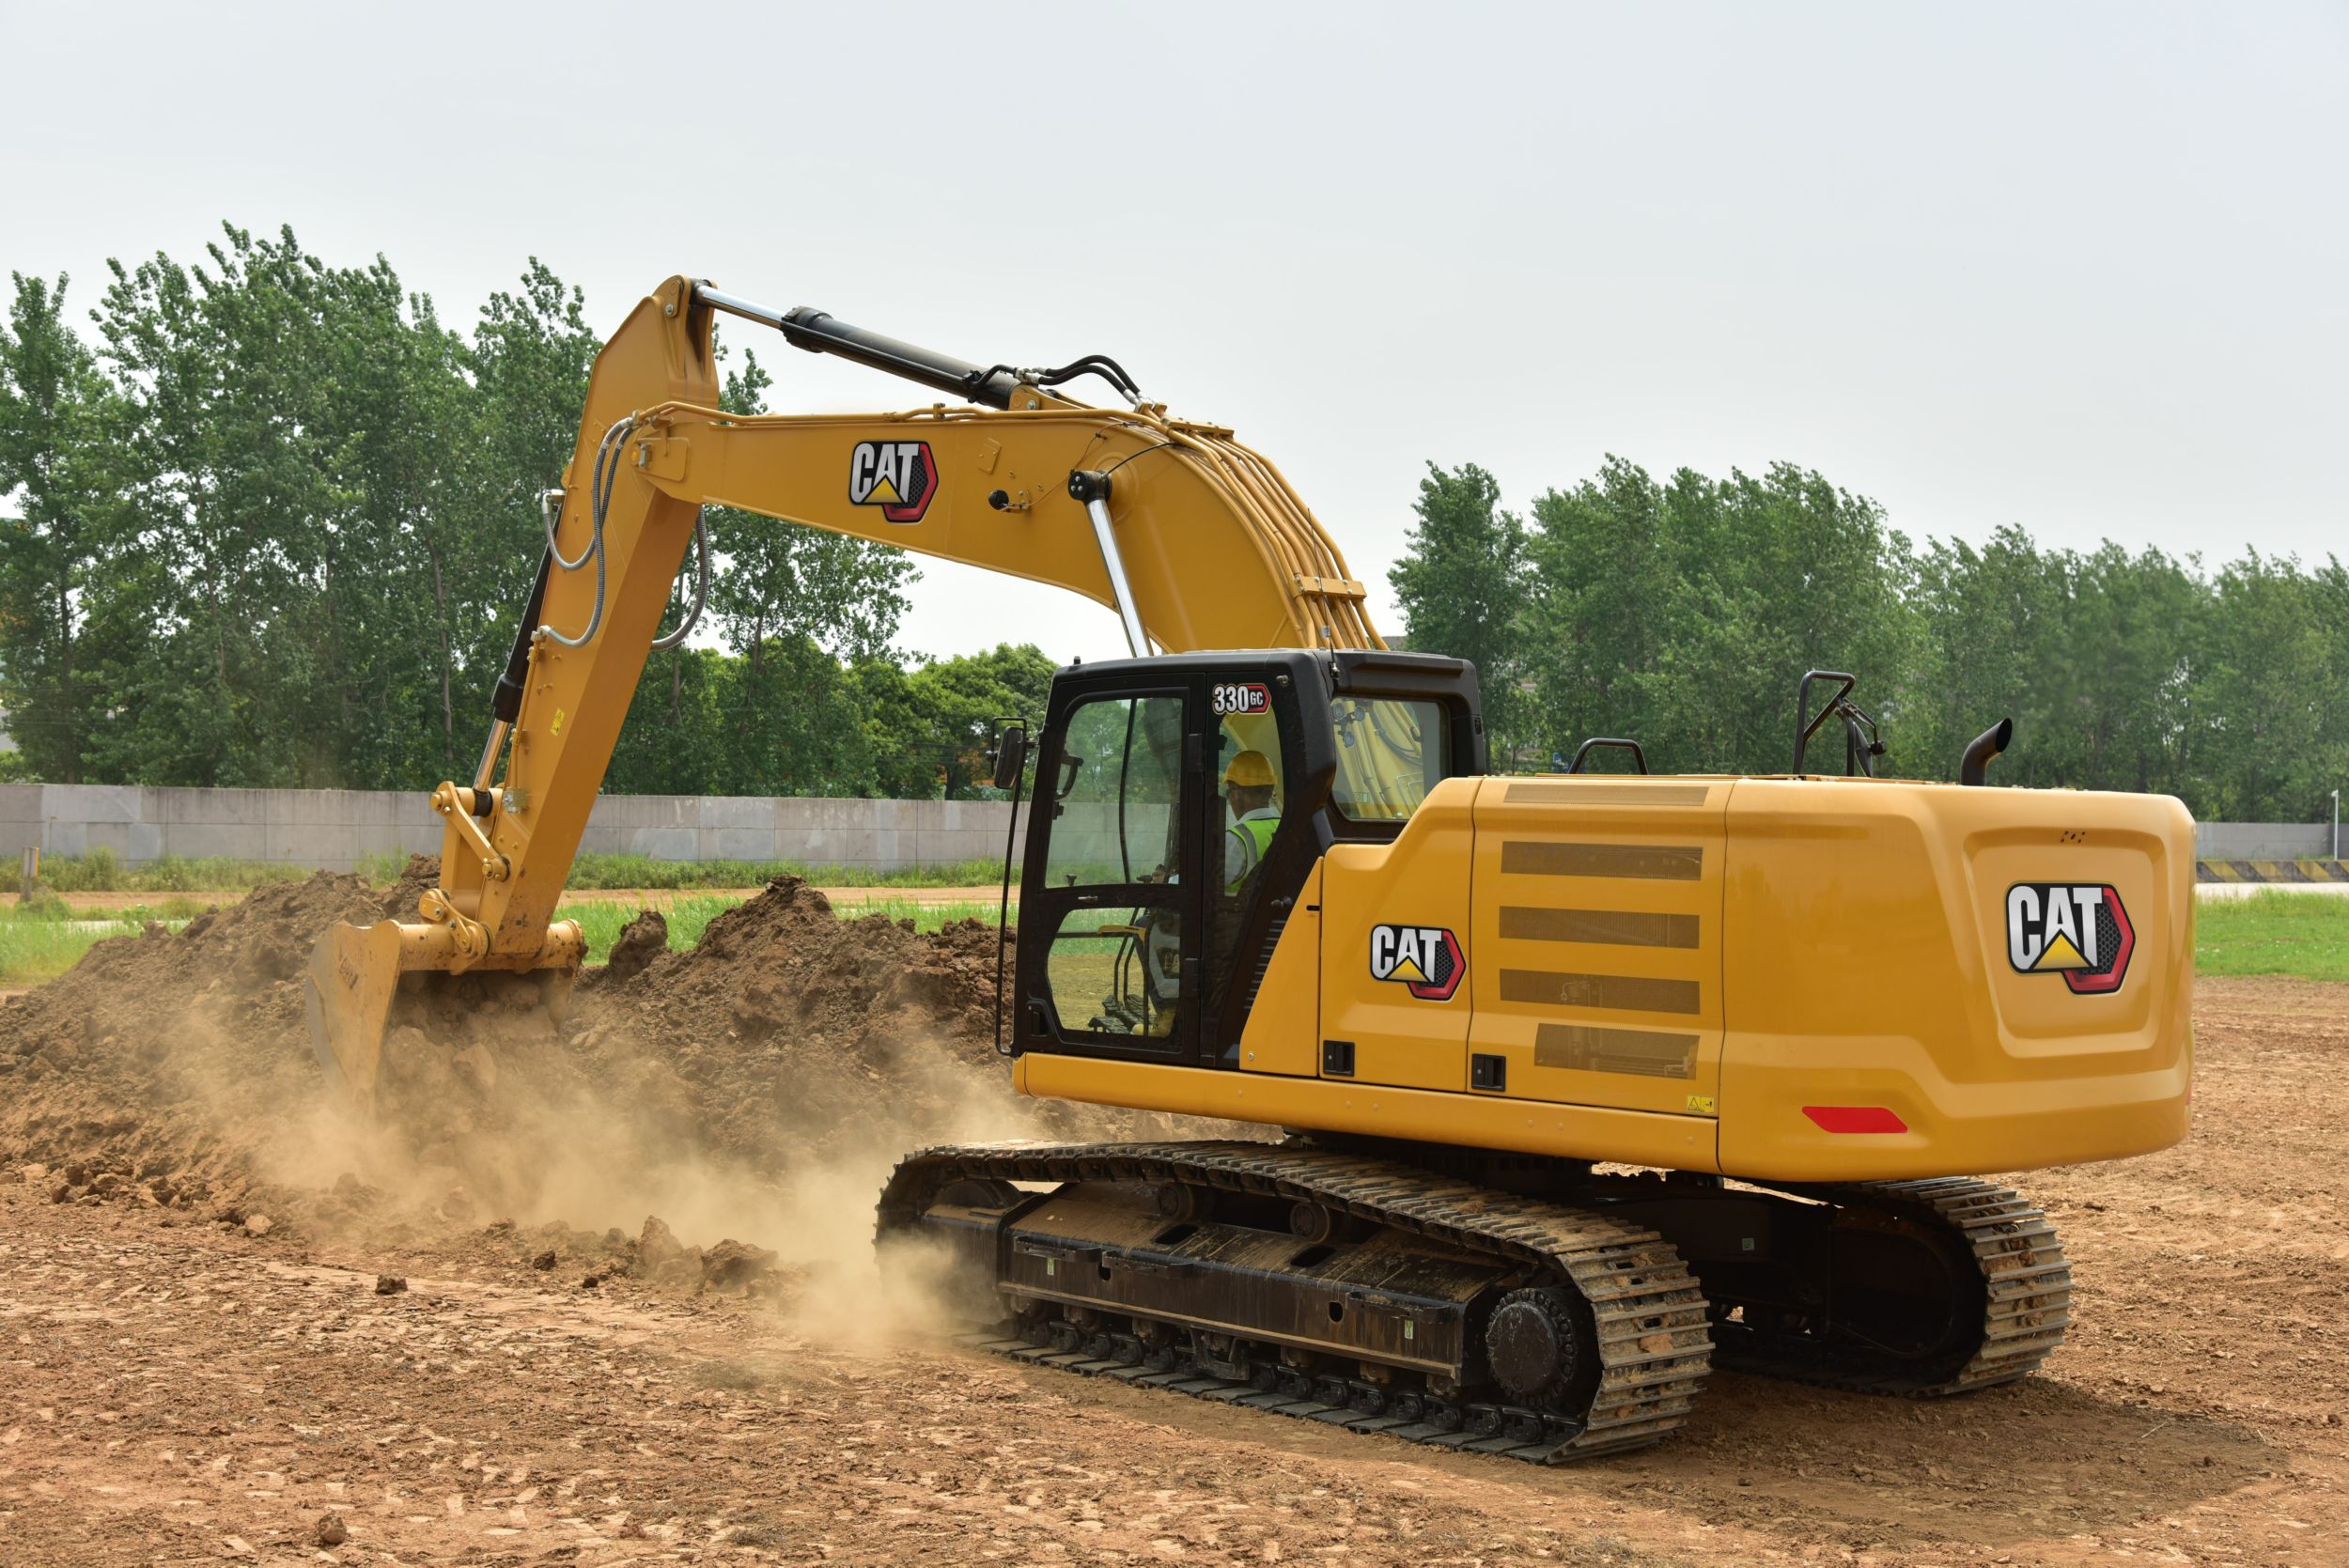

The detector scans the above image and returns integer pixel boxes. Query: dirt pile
[0,870,417,1213]
[0,861,1161,1249]
[569,876,1058,1173]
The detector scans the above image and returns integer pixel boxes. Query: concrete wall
[0,784,1024,875]
[0,781,2337,875]
[2194,821,2336,861]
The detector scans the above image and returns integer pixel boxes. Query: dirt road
[2,974,2341,1565]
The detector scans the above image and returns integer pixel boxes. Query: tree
[0,272,116,782]
[1388,463,1530,760]
[849,644,1056,799]
[1518,458,1913,775]
[1651,463,1914,776]
[1522,457,1674,766]
[1904,527,2070,785]
[2192,551,2340,820]
[453,258,601,764]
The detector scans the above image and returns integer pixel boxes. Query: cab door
[1016,683,1205,1063]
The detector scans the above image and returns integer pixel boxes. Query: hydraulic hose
[540,417,633,648]
[649,509,709,651]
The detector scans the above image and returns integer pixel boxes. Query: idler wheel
[1484,1286,1585,1407]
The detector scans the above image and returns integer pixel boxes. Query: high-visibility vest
[1226,815,1278,889]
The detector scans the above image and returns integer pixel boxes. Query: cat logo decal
[848,440,938,523]
[2006,883,2134,994]
[1369,924,1464,1001]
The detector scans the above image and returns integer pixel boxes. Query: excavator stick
[303,916,585,1106]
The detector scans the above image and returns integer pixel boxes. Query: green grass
[0,913,111,986]
[556,853,1008,891]
[0,895,219,986]
[3,848,312,895]
[2192,890,2349,984]
[373,849,1006,892]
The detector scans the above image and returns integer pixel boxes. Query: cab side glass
[1043,694,1184,886]
[1330,696,1445,822]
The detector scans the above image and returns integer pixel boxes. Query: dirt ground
[0,870,2341,1564]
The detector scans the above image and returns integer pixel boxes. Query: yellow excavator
[306,275,2193,1462]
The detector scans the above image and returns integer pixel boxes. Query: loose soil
[0,862,2340,1564]
[0,862,1165,1229]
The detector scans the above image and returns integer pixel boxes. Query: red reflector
[1802,1105,1908,1134]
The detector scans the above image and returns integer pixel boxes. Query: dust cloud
[0,864,1219,1352]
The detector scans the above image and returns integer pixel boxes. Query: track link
[878,1140,1714,1462]
[1715,1175,2073,1395]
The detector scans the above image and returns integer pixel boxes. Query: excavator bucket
[303,920,406,1103]
[303,917,584,1107]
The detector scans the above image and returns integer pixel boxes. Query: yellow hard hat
[1222,751,1276,788]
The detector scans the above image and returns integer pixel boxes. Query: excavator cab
[1011,649,1485,1069]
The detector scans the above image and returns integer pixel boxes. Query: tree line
[1393,460,2347,822]
[0,225,1051,798]
[6,225,2341,819]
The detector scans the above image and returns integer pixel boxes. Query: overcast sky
[8,1,2342,666]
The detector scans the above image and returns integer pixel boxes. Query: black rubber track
[1711,1175,2073,1395]
[877,1140,1714,1462]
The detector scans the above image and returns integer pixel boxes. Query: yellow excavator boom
[307,275,1384,1097]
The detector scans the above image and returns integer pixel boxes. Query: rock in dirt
[638,1216,685,1268]
[314,1512,349,1546]
[242,1213,273,1237]
[700,1239,781,1294]
[531,1249,557,1271]
[601,908,668,985]
[374,1274,407,1296]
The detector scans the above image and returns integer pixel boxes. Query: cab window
[1330,696,1444,822]
[1043,694,1183,886]
[1037,692,1189,1048]
[1214,711,1286,892]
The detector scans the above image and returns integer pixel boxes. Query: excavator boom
[307,274,1385,1098]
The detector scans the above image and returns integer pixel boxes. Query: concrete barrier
[0,781,2337,878]
[0,784,1026,875]
[2195,821,2335,861]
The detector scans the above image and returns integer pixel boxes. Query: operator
[1221,751,1282,890]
